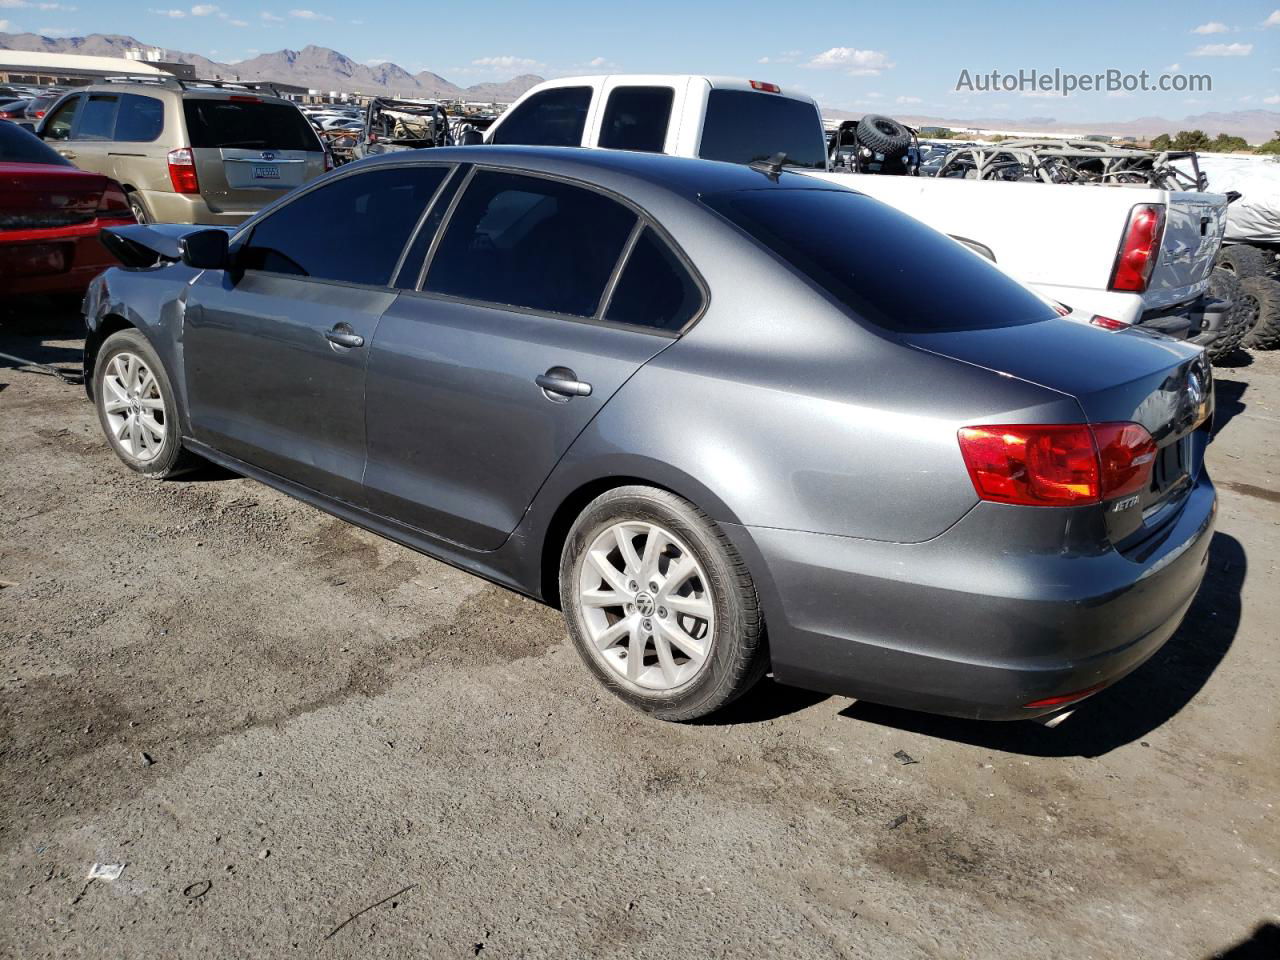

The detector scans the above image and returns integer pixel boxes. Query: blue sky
[2,0,1278,119]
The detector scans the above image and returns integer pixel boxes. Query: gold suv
[38,79,328,225]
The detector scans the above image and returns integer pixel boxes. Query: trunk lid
[905,317,1213,546]
[0,163,107,230]
[1143,191,1227,309]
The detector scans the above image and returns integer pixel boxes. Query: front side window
[42,95,79,141]
[598,86,673,153]
[76,94,119,141]
[183,98,321,152]
[698,89,827,169]
[605,227,701,331]
[240,165,448,285]
[425,170,636,318]
[489,87,592,147]
[114,94,164,142]
[0,121,70,165]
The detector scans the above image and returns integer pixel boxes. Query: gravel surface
[2,304,1277,959]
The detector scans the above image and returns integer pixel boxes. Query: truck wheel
[1204,268,1249,364]
[1215,243,1275,281]
[559,486,769,722]
[1243,275,1280,351]
[856,115,912,156]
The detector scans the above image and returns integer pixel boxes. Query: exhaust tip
[1031,709,1075,729]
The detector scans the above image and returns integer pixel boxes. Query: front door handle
[536,367,593,400]
[58,149,76,159]
[325,326,364,349]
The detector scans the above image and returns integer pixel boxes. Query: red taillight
[957,421,1157,507]
[167,147,200,195]
[97,181,132,219]
[1023,683,1109,709]
[323,150,334,172]
[1090,315,1127,331]
[1052,302,1071,317]
[1109,203,1165,293]
[35,109,46,118]
[749,80,781,93]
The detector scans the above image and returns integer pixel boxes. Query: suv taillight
[957,422,1157,507]
[1108,204,1165,293]
[167,147,200,195]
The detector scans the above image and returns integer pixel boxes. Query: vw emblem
[1187,368,1204,407]
[260,151,276,161]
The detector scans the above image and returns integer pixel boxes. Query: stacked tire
[1215,244,1280,351]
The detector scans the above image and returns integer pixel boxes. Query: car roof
[72,80,298,106]
[353,145,848,203]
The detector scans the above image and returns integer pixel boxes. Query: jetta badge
[261,151,277,162]
[1187,368,1204,407]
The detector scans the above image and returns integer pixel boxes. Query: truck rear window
[698,90,827,169]
[703,188,1054,333]
[182,99,320,152]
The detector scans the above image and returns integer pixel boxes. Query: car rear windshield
[0,120,69,165]
[698,90,827,169]
[703,188,1055,333]
[182,98,320,151]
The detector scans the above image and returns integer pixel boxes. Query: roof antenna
[748,152,788,181]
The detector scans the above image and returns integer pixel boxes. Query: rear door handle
[325,326,364,349]
[536,368,592,399]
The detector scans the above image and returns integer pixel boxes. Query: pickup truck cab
[483,75,1230,345]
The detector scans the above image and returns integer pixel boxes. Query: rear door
[183,163,450,503]
[104,93,167,193]
[181,95,325,216]
[364,168,701,549]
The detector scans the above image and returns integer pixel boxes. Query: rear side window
[183,98,320,152]
[114,94,164,142]
[425,170,636,317]
[76,94,119,140]
[703,188,1054,333]
[605,228,701,331]
[241,166,448,285]
[0,120,69,164]
[698,90,827,169]
[598,86,673,153]
[489,87,591,147]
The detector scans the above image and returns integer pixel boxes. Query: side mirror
[458,126,483,146]
[179,229,231,270]
[17,121,37,134]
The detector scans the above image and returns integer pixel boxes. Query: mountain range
[3,32,1279,141]
[0,32,543,101]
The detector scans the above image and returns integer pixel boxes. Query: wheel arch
[83,312,137,401]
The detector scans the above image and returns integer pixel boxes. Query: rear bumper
[137,190,253,227]
[0,220,131,297]
[727,473,1217,720]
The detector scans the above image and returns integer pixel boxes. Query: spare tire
[1215,243,1275,281]
[856,114,912,156]
[1204,267,1250,364]
[1242,274,1280,350]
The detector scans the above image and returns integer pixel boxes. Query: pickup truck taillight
[957,422,1157,506]
[1108,203,1165,293]
[167,147,200,195]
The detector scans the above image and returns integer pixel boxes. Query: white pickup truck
[477,75,1235,353]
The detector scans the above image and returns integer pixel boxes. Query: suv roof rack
[100,75,283,97]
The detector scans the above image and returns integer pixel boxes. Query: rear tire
[1242,275,1280,351]
[1215,243,1275,281]
[559,486,768,722]
[125,190,151,225]
[94,329,199,478]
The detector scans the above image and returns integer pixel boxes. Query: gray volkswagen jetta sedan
[84,146,1216,723]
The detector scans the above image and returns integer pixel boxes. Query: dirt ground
[1,302,1277,960]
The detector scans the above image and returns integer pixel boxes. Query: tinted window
[114,94,164,142]
[698,90,826,169]
[76,94,118,140]
[183,99,320,151]
[426,170,636,317]
[41,95,79,141]
[0,120,70,165]
[605,228,701,331]
[703,188,1054,333]
[599,86,673,153]
[489,87,591,147]
[241,166,448,285]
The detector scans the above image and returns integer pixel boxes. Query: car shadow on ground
[835,532,1245,759]
[1206,922,1280,959]
[1213,378,1249,436]
[0,297,86,380]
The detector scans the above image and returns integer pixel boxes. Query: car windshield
[703,187,1055,333]
[183,99,320,151]
[698,90,827,169]
[0,121,70,165]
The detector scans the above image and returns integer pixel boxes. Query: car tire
[1204,267,1249,364]
[559,486,768,722]
[125,190,151,225]
[1242,274,1280,351]
[1215,243,1275,281]
[94,328,198,478]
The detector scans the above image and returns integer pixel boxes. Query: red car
[1,120,135,298]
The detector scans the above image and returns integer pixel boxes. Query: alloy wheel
[101,351,167,462]
[577,521,715,691]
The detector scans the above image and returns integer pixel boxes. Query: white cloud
[758,50,801,65]
[1263,94,1280,104]
[806,47,894,76]
[1264,10,1280,27]
[1191,42,1252,56]
[471,55,543,70]
[1239,94,1253,102]
[349,17,362,23]
[1190,21,1229,34]
[260,10,282,20]
[363,57,390,65]
[1106,90,1133,99]
[149,6,184,14]
[0,16,13,27]
[1164,62,1180,71]
[35,24,74,34]
[227,17,246,25]
[0,0,77,8]
[895,95,921,104]
[288,8,332,19]
[588,56,607,67]
[189,3,217,13]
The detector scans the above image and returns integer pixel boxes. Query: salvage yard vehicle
[0,120,134,298]
[482,75,1237,361]
[84,147,1216,724]
[34,77,327,226]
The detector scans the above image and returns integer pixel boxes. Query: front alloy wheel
[101,351,167,462]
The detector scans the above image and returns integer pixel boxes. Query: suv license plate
[252,165,280,180]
